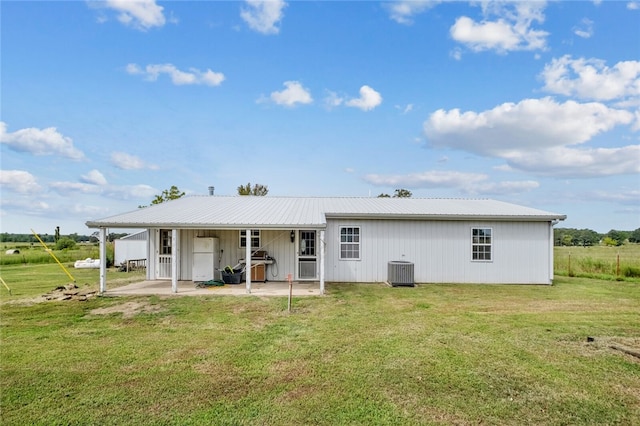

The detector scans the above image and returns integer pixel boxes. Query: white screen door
[298,230,317,279]
[157,229,172,279]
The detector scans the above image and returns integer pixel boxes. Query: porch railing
[158,255,172,278]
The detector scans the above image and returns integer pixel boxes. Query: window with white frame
[239,230,261,249]
[339,226,360,260]
[160,229,172,255]
[472,228,492,261]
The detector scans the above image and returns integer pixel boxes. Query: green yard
[1,274,638,425]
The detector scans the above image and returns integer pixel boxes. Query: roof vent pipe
[208,186,215,196]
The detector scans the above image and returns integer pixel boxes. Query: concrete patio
[102,280,323,297]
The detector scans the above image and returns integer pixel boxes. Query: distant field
[554,245,640,280]
[0,242,131,298]
[0,242,103,266]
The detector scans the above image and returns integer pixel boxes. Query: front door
[298,230,317,280]
[157,229,172,279]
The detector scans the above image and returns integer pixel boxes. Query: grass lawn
[1,277,639,425]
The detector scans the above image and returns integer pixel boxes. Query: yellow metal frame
[0,277,11,295]
[31,229,75,283]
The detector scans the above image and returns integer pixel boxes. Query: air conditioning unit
[388,261,414,287]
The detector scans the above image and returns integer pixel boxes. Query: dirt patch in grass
[2,283,97,306]
[89,301,165,318]
[582,336,640,362]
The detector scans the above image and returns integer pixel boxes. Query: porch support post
[319,229,325,295]
[171,229,178,293]
[245,228,252,294]
[549,221,555,284]
[99,228,107,294]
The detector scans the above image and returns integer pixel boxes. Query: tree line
[554,228,640,247]
[0,232,128,245]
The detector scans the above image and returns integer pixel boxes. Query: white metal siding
[114,240,147,266]
[177,229,297,282]
[325,219,552,284]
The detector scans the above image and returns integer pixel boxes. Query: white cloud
[424,97,638,177]
[240,0,286,35]
[0,170,42,194]
[386,0,441,25]
[49,178,158,201]
[49,181,103,195]
[589,188,640,205]
[267,81,313,107]
[450,2,548,53]
[463,180,540,196]
[111,152,158,170]
[103,184,157,200]
[70,204,106,216]
[102,0,166,30]
[573,18,594,38]
[451,17,521,52]
[503,145,640,177]
[323,91,344,110]
[363,170,539,195]
[450,47,463,61]
[126,63,225,86]
[627,2,640,10]
[346,85,383,111]
[0,122,85,160]
[425,97,634,155]
[540,56,640,102]
[0,198,50,216]
[80,169,108,186]
[395,104,414,114]
[365,170,487,188]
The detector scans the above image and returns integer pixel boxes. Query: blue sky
[1,0,639,235]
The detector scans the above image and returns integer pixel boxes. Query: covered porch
[94,226,326,295]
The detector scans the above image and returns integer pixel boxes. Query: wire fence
[554,246,640,279]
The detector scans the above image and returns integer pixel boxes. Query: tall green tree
[393,188,412,198]
[606,229,628,246]
[378,189,412,198]
[140,185,185,207]
[152,185,185,204]
[237,182,269,196]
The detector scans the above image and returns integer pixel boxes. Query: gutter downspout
[550,220,559,284]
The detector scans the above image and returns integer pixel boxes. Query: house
[114,230,148,269]
[85,196,566,294]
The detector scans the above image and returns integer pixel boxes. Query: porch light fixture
[290,230,295,243]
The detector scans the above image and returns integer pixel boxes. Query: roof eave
[324,213,567,221]
[85,221,326,230]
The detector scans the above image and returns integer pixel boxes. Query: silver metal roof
[86,196,566,229]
